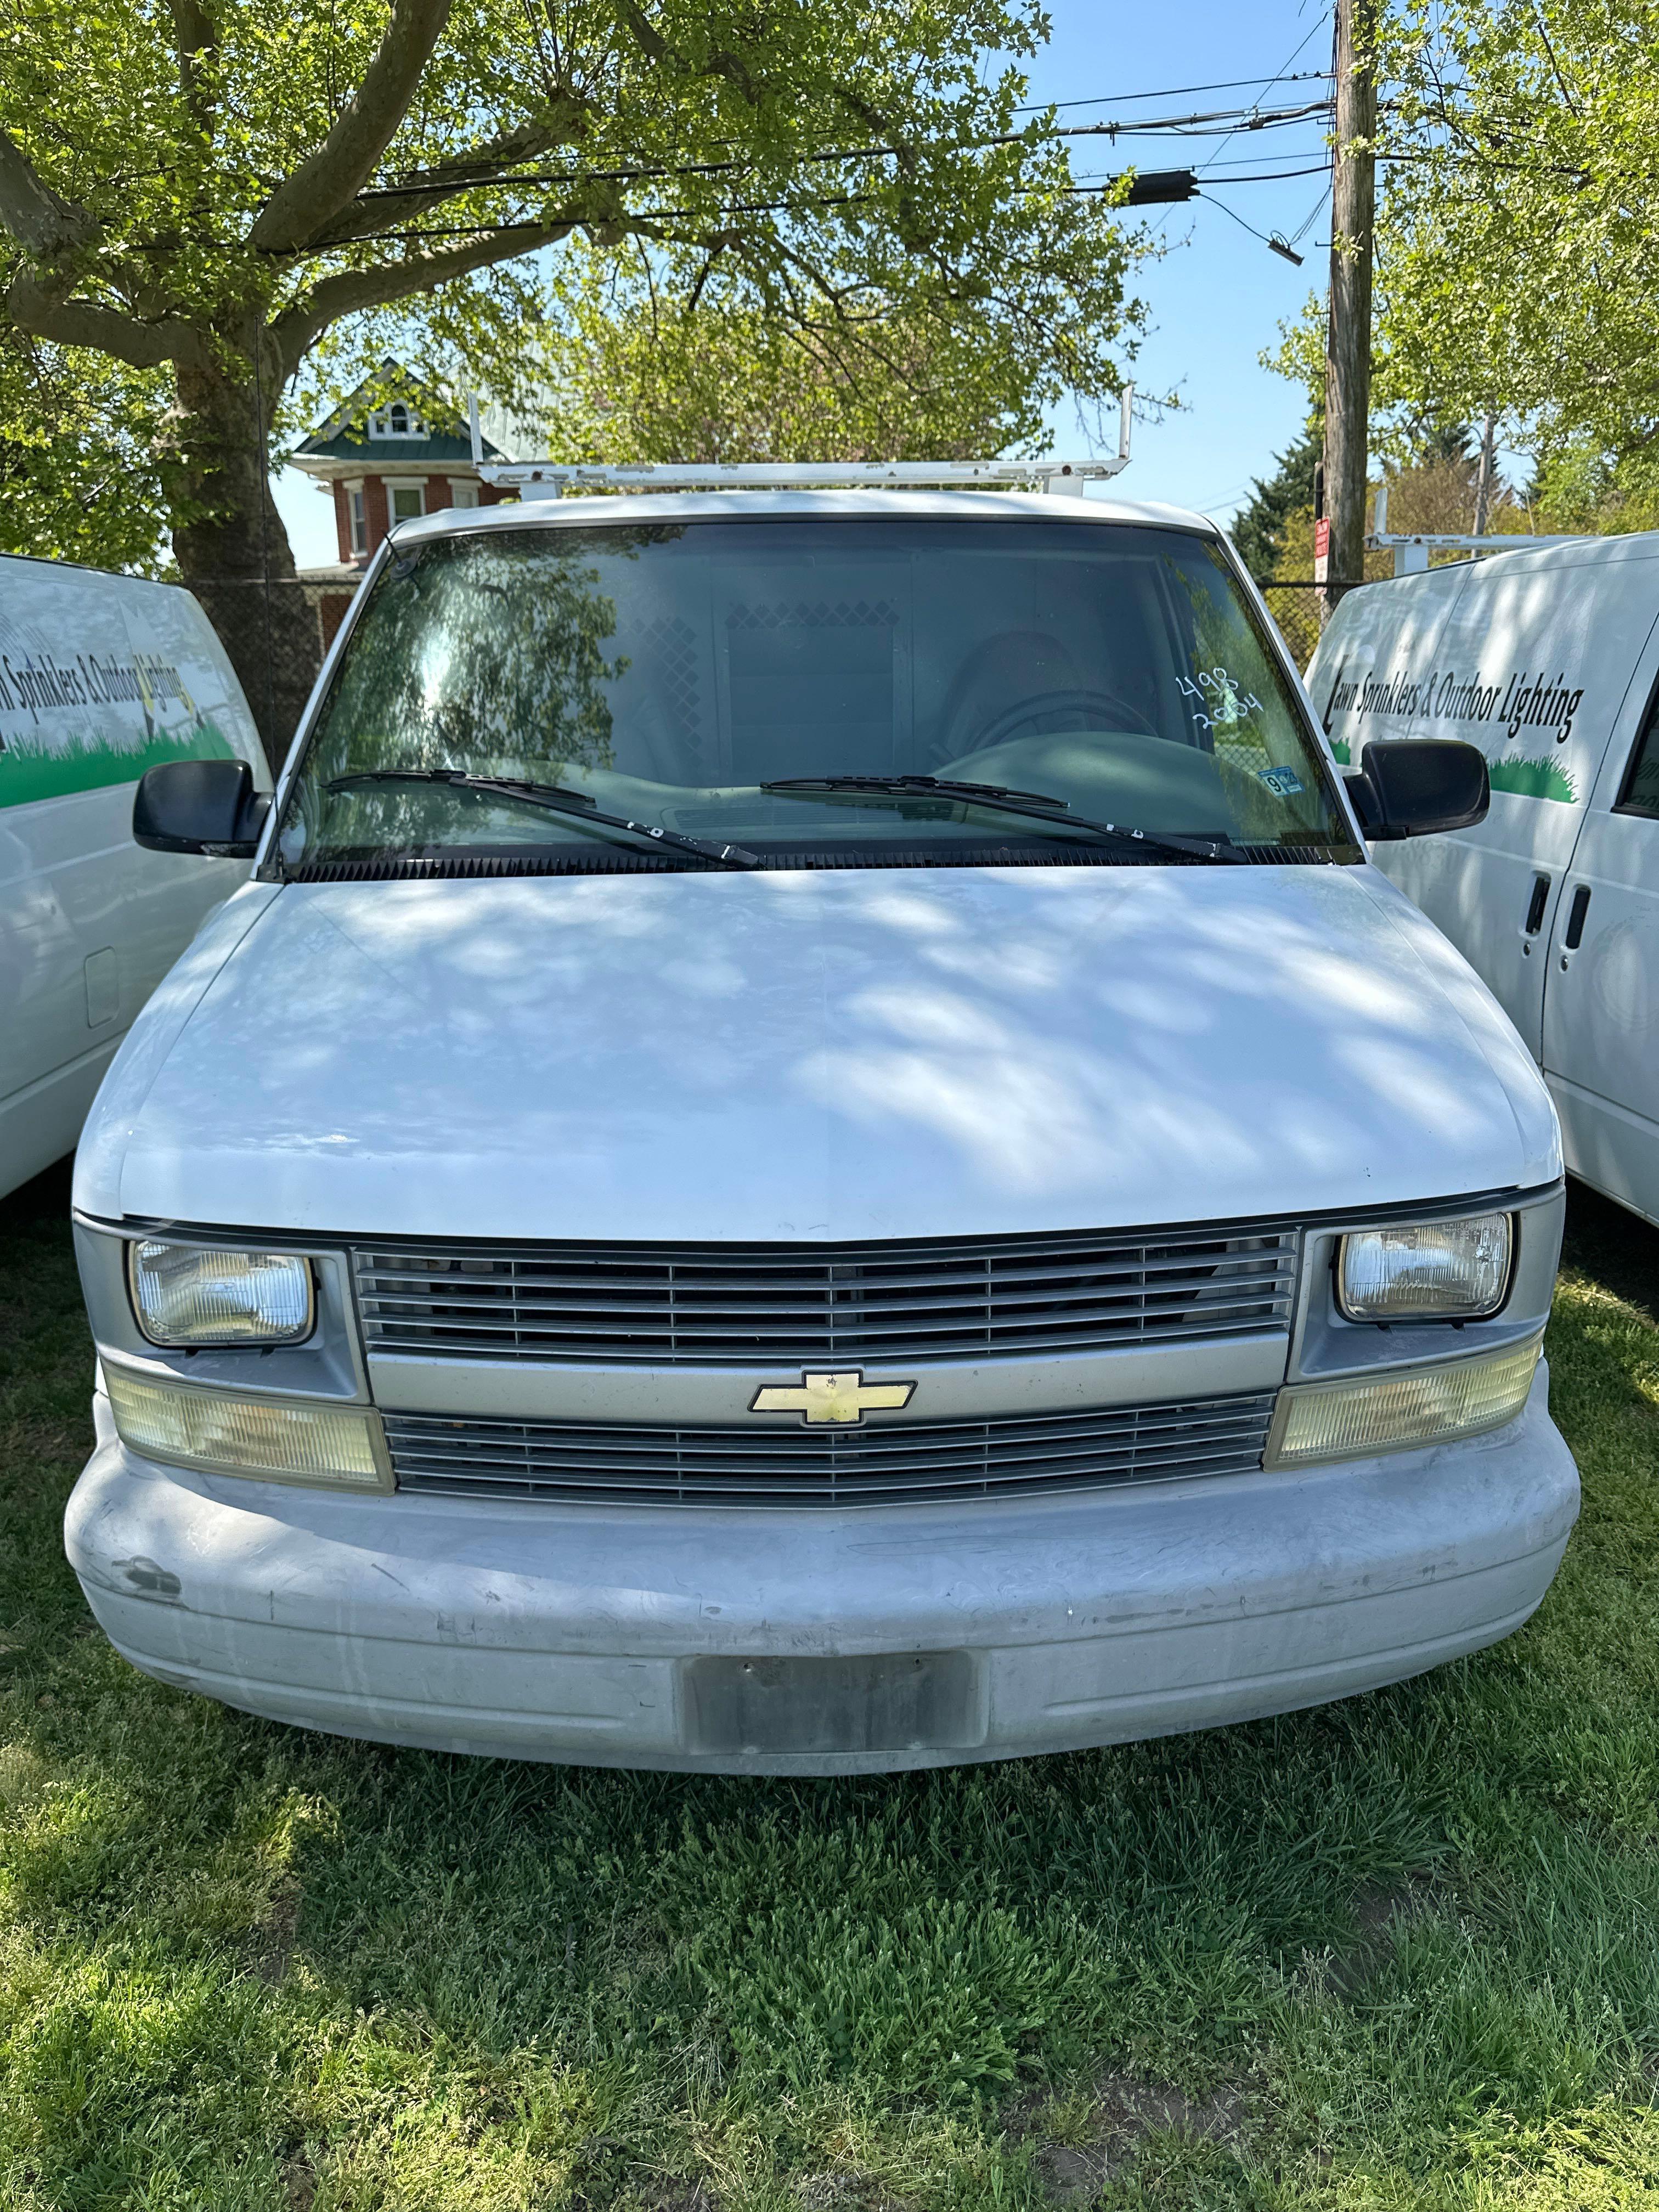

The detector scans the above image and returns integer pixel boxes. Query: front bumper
[65,1370,1579,1774]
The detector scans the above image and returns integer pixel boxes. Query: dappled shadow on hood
[116,865,1544,1239]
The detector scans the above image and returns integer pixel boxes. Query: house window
[389,484,425,523]
[347,488,368,555]
[448,482,480,509]
[369,402,424,438]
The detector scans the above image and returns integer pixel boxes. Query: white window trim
[342,478,368,555]
[447,477,481,507]
[369,405,425,439]
[383,477,428,523]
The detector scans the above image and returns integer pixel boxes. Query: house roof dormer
[291,360,510,473]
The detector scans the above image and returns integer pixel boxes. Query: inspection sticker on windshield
[1256,766,1305,797]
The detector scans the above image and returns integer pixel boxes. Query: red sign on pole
[1313,515,1330,584]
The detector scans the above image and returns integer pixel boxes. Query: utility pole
[1319,0,1376,624]
[1472,410,1497,535]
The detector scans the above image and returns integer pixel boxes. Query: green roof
[294,427,498,463]
[292,362,507,465]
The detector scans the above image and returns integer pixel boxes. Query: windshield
[278,518,1357,874]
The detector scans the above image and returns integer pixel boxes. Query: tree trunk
[171,362,323,771]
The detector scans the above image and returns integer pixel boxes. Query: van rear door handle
[1524,873,1550,934]
[1564,884,1592,950]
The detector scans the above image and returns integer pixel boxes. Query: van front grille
[383,1392,1277,1508]
[353,1223,1298,1367]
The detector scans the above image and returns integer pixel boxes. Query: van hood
[87,865,1559,1240]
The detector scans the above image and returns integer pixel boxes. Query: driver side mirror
[1344,739,1489,841]
[133,759,270,857]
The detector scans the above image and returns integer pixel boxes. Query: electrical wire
[1203,191,1296,248]
[1012,69,1331,114]
[1146,8,1333,242]
[342,98,1334,214]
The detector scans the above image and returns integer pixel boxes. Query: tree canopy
[0,0,1151,740]
[1269,0,1659,524]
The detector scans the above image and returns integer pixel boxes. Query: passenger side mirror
[133,759,270,857]
[1344,739,1490,841]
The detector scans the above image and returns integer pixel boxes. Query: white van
[1307,535,1659,1228]
[0,555,269,1199]
[64,492,1578,1774]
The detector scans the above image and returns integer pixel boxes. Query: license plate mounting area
[681,1650,980,1757]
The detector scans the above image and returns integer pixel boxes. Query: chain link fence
[1257,580,1321,673]
[187,576,356,772]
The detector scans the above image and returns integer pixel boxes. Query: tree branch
[0,130,100,257]
[268,219,576,373]
[170,0,218,132]
[617,0,761,104]
[249,0,454,253]
[312,109,586,245]
[4,272,208,368]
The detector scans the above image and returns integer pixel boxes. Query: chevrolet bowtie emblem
[749,1370,917,1425]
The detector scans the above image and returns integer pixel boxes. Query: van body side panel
[0,558,267,1198]
[1308,540,1659,1058]
[1539,675,1659,1222]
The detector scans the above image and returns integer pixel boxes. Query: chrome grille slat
[357,1248,1280,1291]
[383,1393,1277,1506]
[357,1284,1261,1319]
[354,1225,1297,1367]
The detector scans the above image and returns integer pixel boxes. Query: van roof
[1369,530,1659,590]
[387,486,1223,547]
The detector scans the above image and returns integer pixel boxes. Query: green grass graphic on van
[1329,736,1351,765]
[0,720,236,809]
[1488,753,1577,804]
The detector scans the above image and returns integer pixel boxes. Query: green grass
[3,1167,1658,2209]
[0,720,235,810]
[1487,756,1578,805]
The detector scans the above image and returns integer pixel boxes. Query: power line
[1146,10,1333,242]
[319,164,1327,251]
[1013,69,1332,114]
[342,99,1333,216]
[1192,162,1335,184]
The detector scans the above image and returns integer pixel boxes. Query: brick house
[290,368,516,652]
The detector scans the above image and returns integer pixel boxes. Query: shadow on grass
[4,1160,1659,2208]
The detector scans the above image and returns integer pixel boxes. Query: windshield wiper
[325,770,759,869]
[760,774,1244,864]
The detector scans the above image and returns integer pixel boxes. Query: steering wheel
[972,686,1160,749]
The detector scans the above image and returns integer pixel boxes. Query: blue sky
[273,0,1333,567]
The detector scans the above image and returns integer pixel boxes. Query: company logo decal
[749,1371,917,1425]
[1321,655,1584,800]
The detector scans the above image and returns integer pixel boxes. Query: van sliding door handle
[1564,884,1592,951]
[1524,873,1550,934]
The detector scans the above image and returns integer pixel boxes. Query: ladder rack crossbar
[467,388,1133,500]
[476,458,1126,499]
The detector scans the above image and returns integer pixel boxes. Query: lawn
[2,1164,1657,2210]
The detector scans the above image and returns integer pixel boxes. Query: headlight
[1336,1212,1513,1322]
[104,1367,389,1489]
[1267,1333,1541,1468]
[128,1240,314,1346]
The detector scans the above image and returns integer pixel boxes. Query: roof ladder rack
[1365,481,1587,575]
[467,388,1133,500]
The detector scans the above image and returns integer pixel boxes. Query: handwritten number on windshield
[1179,668,1263,735]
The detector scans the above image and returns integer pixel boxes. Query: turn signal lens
[105,1368,389,1489]
[1337,1212,1512,1321]
[128,1240,315,1346]
[1268,1334,1542,1468]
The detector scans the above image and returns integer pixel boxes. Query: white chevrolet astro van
[0,555,268,1200]
[1307,534,1659,1229]
[64,490,1578,1775]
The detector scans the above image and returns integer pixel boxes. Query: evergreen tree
[1229,422,1322,584]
